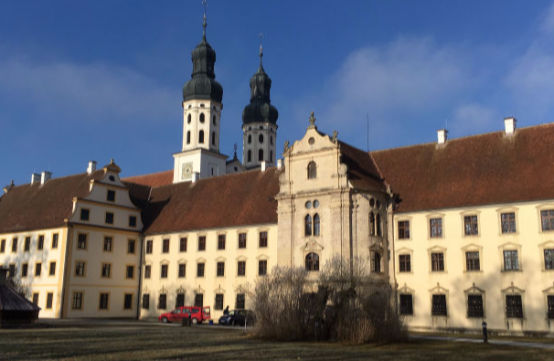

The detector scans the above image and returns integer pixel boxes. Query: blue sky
[2,0,554,187]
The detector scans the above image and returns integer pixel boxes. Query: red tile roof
[142,168,280,234]
[0,171,103,233]
[371,123,554,213]
[123,170,173,187]
[338,141,386,193]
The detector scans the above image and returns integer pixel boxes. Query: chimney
[260,161,267,172]
[277,159,283,169]
[41,171,52,185]
[437,129,448,144]
[504,117,516,135]
[31,173,40,184]
[192,172,200,183]
[87,160,97,175]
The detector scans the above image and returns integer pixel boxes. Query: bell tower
[173,4,227,183]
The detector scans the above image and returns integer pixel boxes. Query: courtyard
[0,320,552,361]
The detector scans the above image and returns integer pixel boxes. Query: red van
[158,306,211,324]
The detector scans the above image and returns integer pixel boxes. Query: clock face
[182,162,193,180]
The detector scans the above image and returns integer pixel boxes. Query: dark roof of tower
[242,48,278,125]
[182,19,223,103]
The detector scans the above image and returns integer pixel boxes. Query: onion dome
[242,45,278,124]
[182,14,223,103]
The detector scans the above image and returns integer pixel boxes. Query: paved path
[411,334,554,350]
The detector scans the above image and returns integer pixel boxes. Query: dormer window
[307,161,317,179]
[107,190,115,202]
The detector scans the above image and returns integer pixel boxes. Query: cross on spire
[202,0,208,39]
[258,33,264,67]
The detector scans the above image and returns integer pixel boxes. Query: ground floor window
[142,294,150,309]
[431,294,447,316]
[505,295,523,318]
[215,294,224,310]
[547,295,554,319]
[176,293,185,308]
[399,294,413,315]
[99,293,109,310]
[259,260,268,276]
[236,293,245,310]
[467,294,483,318]
[124,294,133,310]
[46,292,53,309]
[194,293,203,307]
[72,292,83,310]
[305,253,319,271]
[158,294,167,309]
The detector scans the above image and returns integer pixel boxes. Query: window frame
[463,214,479,236]
[540,208,554,232]
[76,233,87,250]
[398,220,410,239]
[429,217,443,238]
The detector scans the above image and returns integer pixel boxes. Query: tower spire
[202,0,208,40]
[258,33,264,70]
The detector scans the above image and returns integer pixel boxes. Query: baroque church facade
[1,16,554,335]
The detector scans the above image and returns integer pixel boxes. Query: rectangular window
[12,237,18,252]
[52,233,59,249]
[72,292,83,310]
[129,215,137,227]
[107,190,116,202]
[178,263,186,278]
[24,236,31,251]
[158,294,167,309]
[75,262,86,277]
[127,239,136,254]
[432,294,447,316]
[80,208,90,221]
[215,294,224,310]
[176,293,185,308]
[105,212,114,224]
[503,250,519,271]
[99,293,109,310]
[467,294,484,318]
[0,239,5,253]
[548,295,554,319]
[258,260,267,276]
[162,238,170,253]
[126,265,134,279]
[218,234,226,250]
[103,236,113,252]
[32,293,39,305]
[35,262,42,277]
[501,212,516,233]
[194,293,204,307]
[77,233,87,249]
[180,237,187,252]
[145,240,153,254]
[399,254,411,272]
[144,265,151,279]
[235,293,245,309]
[197,263,205,277]
[259,231,268,248]
[124,294,133,310]
[431,253,444,272]
[465,251,480,271]
[238,233,247,248]
[237,261,246,276]
[216,261,225,277]
[399,294,413,315]
[198,236,206,251]
[545,249,554,270]
[8,264,16,278]
[464,215,478,235]
[160,264,168,278]
[101,263,111,278]
[49,261,56,276]
[21,263,28,277]
[398,221,410,239]
[46,292,54,309]
[506,295,523,318]
[430,218,443,238]
[541,209,554,231]
[142,294,150,309]
[37,235,44,250]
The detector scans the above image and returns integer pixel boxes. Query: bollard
[482,321,488,343]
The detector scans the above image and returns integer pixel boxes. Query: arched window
[186,131,191,144]
[376,213,382,236]
[199,113,205,123]
[313,214,320,236]
[247,150,252,162]
[211,131,216,146]
[187,114,191,124]
[212,115,216,125]
[372,252,382,273]
[199,130,204,143]
[369,212,375,236]
[259,134,264,143]
[248,135,252,144]
[270,150,273,161]
[305,215,312,236]
[307,161,317,179]
[305,253,319,271]
[258,149,264,161]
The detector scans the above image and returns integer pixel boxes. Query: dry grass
[0,321,552,361]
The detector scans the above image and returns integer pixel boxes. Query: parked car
[218,309,255,326]
[159,306,211,324]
